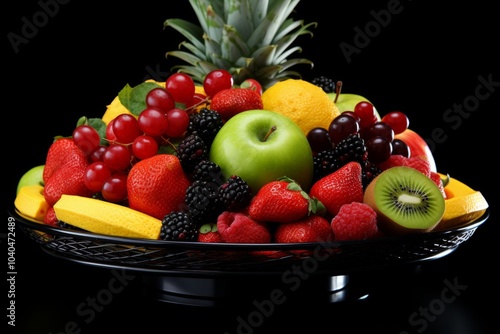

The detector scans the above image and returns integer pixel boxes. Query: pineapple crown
[164,0,317,90]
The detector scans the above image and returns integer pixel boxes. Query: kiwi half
[363,166,445,234]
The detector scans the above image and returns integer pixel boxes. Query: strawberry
[43,138,89,183]
[43,206,58,226]
[42,138,92,206]
[210,88,263,121]
[274,214,333,243]
[127,154,191,220]
[197,223,224,243]
[217,211,271,243]
[309,161,364,216]
[248,177,324,223]
[44,165,93,207]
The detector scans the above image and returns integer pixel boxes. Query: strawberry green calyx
[278,176,326,215]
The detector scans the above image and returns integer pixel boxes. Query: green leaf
[118,82,162,116]
[87,118,108,146]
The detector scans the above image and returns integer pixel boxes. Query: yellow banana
[53,194,162,240]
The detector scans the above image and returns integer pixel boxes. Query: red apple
[394,129,437,172]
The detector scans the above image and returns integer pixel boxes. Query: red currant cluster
[70,70,245,203]
[307,101,411,165]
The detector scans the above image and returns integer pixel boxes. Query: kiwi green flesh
[368,166,445,233]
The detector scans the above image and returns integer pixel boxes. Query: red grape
[101,172,128,203]
[392,139,411,158]
[146,87,176,112]
[366,136,393,164]
[72,124,101,156]
[138,107,169,136]
[112,114,142,144]
[132,135,158,160]
[328,114,360,145]
[363,121,394,142]
[165,73,195,104]
[84,161,112,193]
[307,127,332,154]
[103,144,132,171]
[354,101,377,129]
[165,108,190,138]
[105,119,117,142]
[203,69,233,98]
[381,111,409,135]
[90,145,107,162]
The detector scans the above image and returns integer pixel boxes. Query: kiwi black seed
[363,166,445,234]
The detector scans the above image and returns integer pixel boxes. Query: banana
[14,184,49,222]
[53,194,162,239]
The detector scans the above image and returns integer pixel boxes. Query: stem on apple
[263,125,277,142]
[334,81,343,103]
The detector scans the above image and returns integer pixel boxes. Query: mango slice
[434,174,489,230]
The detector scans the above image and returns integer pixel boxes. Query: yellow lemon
[261,79,340,135]
[101,95,134,125]
[101,80,167,125]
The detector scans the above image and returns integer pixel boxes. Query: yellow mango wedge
[53,194,162,240]
[14,184,49,222]
[434,174,488,230]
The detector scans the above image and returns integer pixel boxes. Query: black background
[3,1,498,333]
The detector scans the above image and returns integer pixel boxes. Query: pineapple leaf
[177,41,207,61]
[224,0,254,40]
[251,45,278,66]
[221,25,251,62]
[166,50,203,67]
[163,18,205,52]
[262,0,300,46]
[274,45,303,65]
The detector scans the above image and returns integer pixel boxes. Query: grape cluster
[308,101,411,179]
[71,70,241,204]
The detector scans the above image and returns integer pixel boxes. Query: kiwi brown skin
[363,166,445,235]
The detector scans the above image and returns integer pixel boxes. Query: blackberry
[361,160,382,190]
[313,133,366,181]
[177,134,208,172]
[219,175,253,211]
[185,180,225,225]
[160,211,198,241]
[192,159,225,185]
[311,76,336,93]
[187,108,224,146]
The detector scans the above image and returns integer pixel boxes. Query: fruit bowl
[10,204,488,276]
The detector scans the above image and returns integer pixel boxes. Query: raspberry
[331,202,378,241]
[217,212,271,243]
[377,154,407,171]
[405,156,431,177]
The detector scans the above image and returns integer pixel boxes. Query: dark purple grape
[366,136,392,164]
[307,127,332,154]
[392,139,411,158]
[328,114,359,145]
[363,121,394,142]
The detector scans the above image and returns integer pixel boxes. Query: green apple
[16,165,44,195]
[328,92,381,120]
[209,109,314,194]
